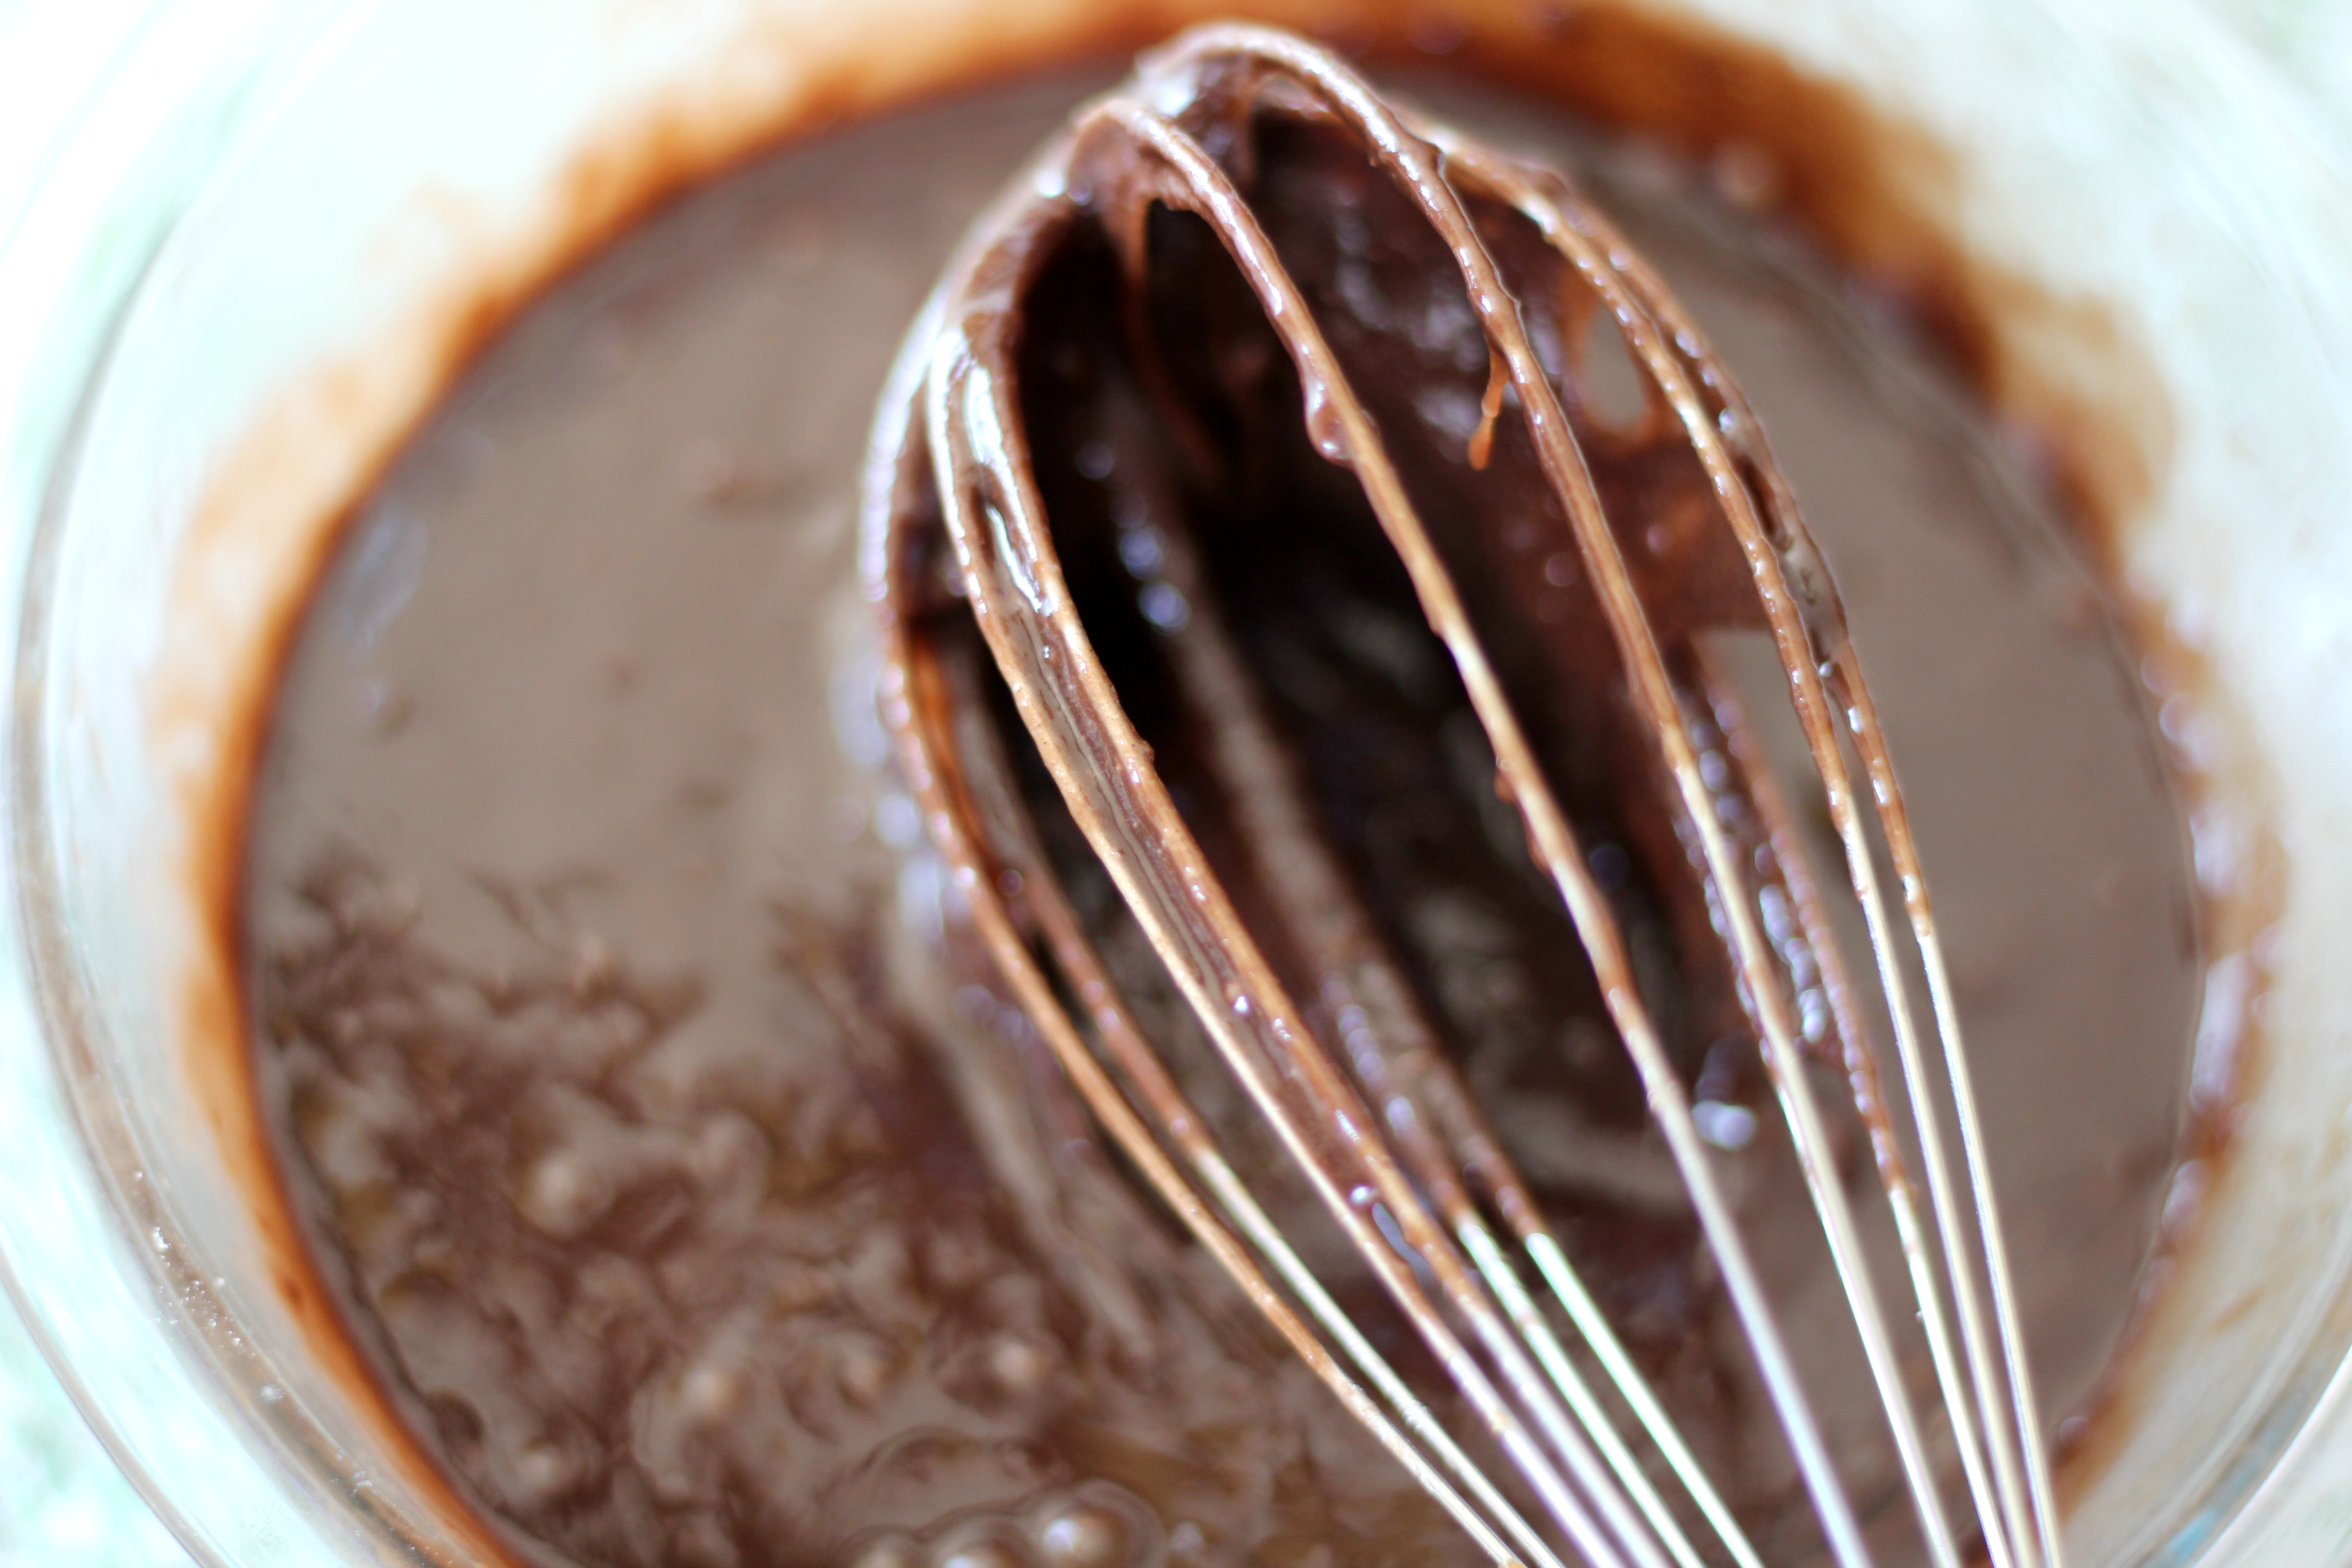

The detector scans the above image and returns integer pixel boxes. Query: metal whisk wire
[864,23,2061,1568]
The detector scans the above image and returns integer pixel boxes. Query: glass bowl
[0,0,2347,1563]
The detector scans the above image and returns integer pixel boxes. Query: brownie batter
[241,60,2200,1568]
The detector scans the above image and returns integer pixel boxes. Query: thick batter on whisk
[241,49,2199,1568]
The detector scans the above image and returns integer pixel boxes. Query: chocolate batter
[241,56,2199,1568]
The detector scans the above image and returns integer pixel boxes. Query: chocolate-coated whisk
[864,24,2060,1568]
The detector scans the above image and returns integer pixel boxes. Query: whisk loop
[863,24,2061,1568]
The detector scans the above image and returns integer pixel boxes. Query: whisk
[862,24,2061,1568]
